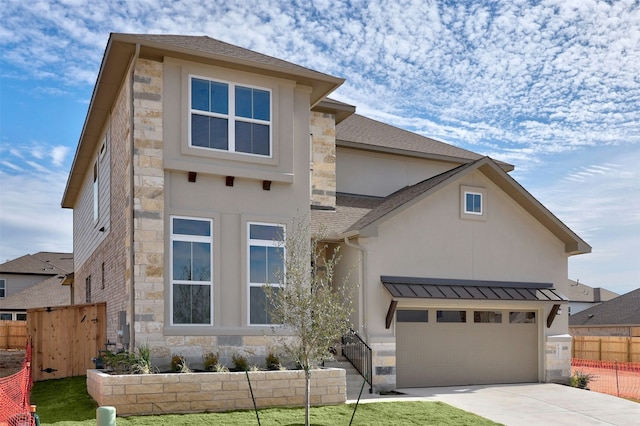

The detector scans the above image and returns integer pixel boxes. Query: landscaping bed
[87,367,346,416]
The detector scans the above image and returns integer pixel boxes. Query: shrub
[171,354,191,373]
[232,353,249,371]
[203,352,220,371]
[266,351,281,371]
[570,370,593,389]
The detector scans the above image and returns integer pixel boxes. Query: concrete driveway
[397,383,640,425]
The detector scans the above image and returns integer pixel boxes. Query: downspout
[343,235,368,341]
[128,43,140,350]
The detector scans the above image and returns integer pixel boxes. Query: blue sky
[0,0,638,295]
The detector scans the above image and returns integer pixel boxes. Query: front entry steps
[324,355,370,399]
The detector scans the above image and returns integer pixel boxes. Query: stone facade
[87,368,346,416]
[310,111,336,209]
[370,342,396,392]
[131,59,166,352]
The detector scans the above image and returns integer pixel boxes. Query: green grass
[30,376,501,425]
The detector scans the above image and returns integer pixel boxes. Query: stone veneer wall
[310,111,336,209]
[131,58,166,351]
[370,342,396,392]
[87,368,345,416]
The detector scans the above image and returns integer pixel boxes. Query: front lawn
[30,376,501,425]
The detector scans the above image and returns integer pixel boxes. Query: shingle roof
[0,275,70,310]
[311,194,385,237]
[336,114,506,166]
[569,288,640,326]
[121,34,339,81]
[0,252,73,275]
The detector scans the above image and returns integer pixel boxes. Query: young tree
[264,218,354,426]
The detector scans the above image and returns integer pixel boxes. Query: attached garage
[382,276,566,388]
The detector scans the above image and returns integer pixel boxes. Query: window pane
[266,246,284,284]
[250,286,279,324]
[253,89,270,120]
[250,246,266,283]
[397,310,428,323]
[173,218,211,236]
[0,313,12,320]
[235,121,252,153]
[173,241,192,280]
[173,284,211,324]
[191,78,209,111]
[509,311,536,323]
[474,311,502,323]
[466,193,481,213]
[437,310,467,323]
[235,86,252,118]
[16,313,27,321]
[252,123,270,155]
[191,114,210,148]
[250,224,284,241]
[192,242,211,281]
[210,81,228,114]
[209,116,229,150]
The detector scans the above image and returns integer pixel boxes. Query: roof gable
[62,33,344,208]
[0,252,73,275]
[340,157,590,255]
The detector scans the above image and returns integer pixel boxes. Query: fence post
[614,360,620,397]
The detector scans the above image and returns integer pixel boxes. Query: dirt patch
[0,350,26,378]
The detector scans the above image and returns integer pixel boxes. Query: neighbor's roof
[569,288,640,326]
[0,275,70,310]
[564,280,619,303]
[0,252,73,276]
[312,157,591,255]
[336,114,514,171]
[62,33,344,208]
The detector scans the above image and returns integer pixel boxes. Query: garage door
[396,309,538,387]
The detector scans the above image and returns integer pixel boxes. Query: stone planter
[87,368,346,416]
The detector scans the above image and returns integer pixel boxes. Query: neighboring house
[62,33,590,390]
[0,252,73,320]
[565,279,618,315]
[570,288,640,337]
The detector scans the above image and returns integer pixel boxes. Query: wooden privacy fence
[0,320,28,349]
[27,302,106,382]
[573,336,640,362]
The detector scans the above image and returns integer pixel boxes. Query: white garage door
[396,309,538,388]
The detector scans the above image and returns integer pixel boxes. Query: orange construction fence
[572,358,640,400]
[0,341,35,425]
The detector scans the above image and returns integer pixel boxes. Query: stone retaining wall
[87,368,346,416]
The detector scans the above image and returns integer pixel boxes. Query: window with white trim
[248,222,284,325]
[190,76,272,156]
[93,162,99,223]
[0,313,11,320]
[0,279,5,298]
[464,191,482,215]
[171,217,213,325]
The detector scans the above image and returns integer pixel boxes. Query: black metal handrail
[341,328,373,393]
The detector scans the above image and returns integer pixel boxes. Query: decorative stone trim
[87,368,346,416]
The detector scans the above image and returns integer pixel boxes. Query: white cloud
[1,0,639,292]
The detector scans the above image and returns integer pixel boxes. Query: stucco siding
[360,169,568,338]
[336,147,460,197]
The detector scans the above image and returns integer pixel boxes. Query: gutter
[343,235,368,342]
[128,43,140,350]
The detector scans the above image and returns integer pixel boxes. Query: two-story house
[62,33,590,391]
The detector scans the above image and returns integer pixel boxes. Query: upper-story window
[93,162,99,223]
[190,76,272,157]
[460,186,487,220]
[464,191,482,215]
[0,279,6,298]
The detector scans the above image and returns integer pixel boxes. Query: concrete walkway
[346,382,640,425]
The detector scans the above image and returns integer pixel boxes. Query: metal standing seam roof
[381,276,567,302]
